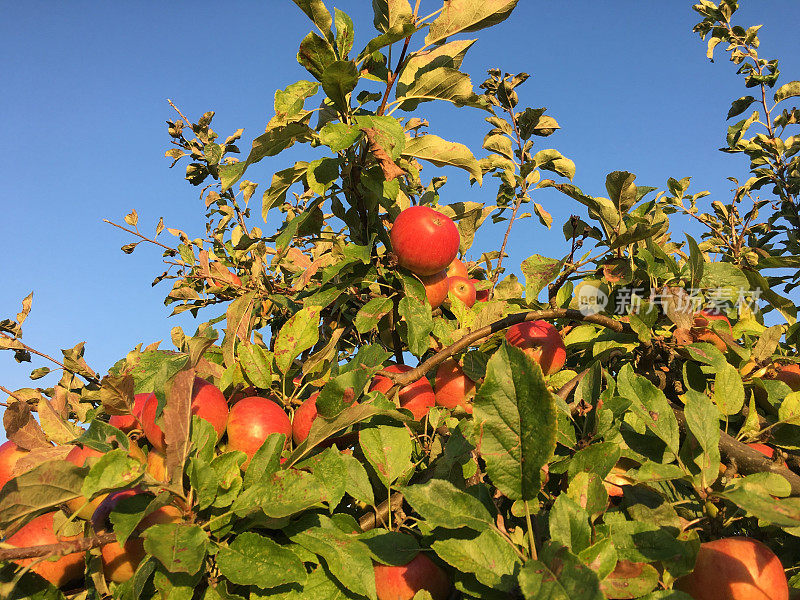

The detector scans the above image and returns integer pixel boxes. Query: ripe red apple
[675,537,788,600]
[420,270,450,309]
[226,396,291,465]
[146,450,167,482]
[370,365,435,420]
[292,393,320,445]
[505,320,567,375]
[690,309,732,353]
[65,444,107,519]
[471,279,490,302]
[434,358,476,413]
[0,440,29,490]
[445,258,468,279]
[141,378,229,452]
[92,489,182,583]
[447,276,476,308]
[767,364,800,391]
[374,553,451,600]
[7,512,84,588]
[390,206,460,276]
[109,392,151,433]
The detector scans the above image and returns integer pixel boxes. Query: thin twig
[0,334,99,385]
[0,532,117,562]
[103,219,176,253]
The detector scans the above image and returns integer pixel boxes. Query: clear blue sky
[2,1,799,407]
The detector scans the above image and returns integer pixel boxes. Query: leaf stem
[523,500,538,560]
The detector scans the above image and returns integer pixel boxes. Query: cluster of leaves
[3,1,800,599]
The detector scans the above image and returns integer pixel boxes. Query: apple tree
[2,1,800,599]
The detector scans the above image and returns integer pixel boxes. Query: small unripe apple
[374,553,451,600]
[420,270,449,309]
[445,258,468,279]
[505,320,567,375]
[226,396,291,465]
[0,440,29,491]
[141,378,229,452]
[434,358,476,413]
[65,444,107,519]
[109,392,151,433]
[447,276,476,308]
[6,512,84,588]
[390,206,460,276]
[370,365,435,420]
[675,537,788,600]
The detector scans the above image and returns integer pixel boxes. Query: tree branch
[0,532,117,562]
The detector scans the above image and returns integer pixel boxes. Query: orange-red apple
[690,309,732,353]
[675,537,788,600]
[434,358,476,413]
[374,553,451,600]
[420,270,449,309]
[146,450,167,482]
[447,276,476,308]
[505,320,567,375]
[471,279,490,302]
[292,393,320,445]
[65,444,107,519]
[391,206,460,276]
[370,365,435,420]
[226,396,291,465]
[7,512,84,588]
[0,440,29,490]
[445,258,468,279]
[141,378,229,452]
[109,392,151,433]
[767,364,800,391]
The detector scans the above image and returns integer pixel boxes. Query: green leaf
[298,31,337,81]
[727,95,757,119]
[360,424,413,488]
[274,306,322,373]
[358,23,419,63]
[774,81,800,103]
[142,524,208,574]
[238,344,273,389]
[334,9,355,57]
[433,528,522,591]
[341,453,375,506]
[520,254,565,303]
[0,460,84,530]
[372,0,412,33]
[616,364,680,455]
[300,447,348,509]
[713,364,745,416]
[601,561,660,598]
[261,162,309,219]
[354,115,406,158]
[549,495,591,554]
[534,149,575,181]
[472,343,557,501]
[273,80,319,125]
[720,484,800,527]
[82,448,144,499]
[566,472,608,521]
[402,134,482,184]
[683,389,721,485]
[402,479,494,531]
[608,518,691,564]
[686,234,704,290]
[605,171,638,213]
[110,492,171,545]
[518,542,604,600]
[242,433,286,489]
[319,123,362,152]
[289,514,376,598]
[321,60,359,111]
[217,532,306,589]
[233,469,327,519]
[425,0,519,46]
[355,297,393,334]
[292,0,333,40]
[395,67,484,111]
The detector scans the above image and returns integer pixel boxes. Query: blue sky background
[2,1,800,416]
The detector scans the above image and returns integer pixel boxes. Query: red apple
[374,553,451,600]
[370,365,435,420]
[141,378,229,452]
[226,396,291,465]
[768,364,800,391]
[109,392,151,433]
[390,206,460,276]
[6,512,84,588]
[92,489,182,583]
[146,450,167,482]
[420,270,449,309]
[292,393,320,445]
[445,258,468,279]
[505,320,567,375]
[434,358,476,413]
[65,444,107,519]
[0,440,29,490]
[471,279,490,302]
[447,276,476,308]
[690,309,732,353]
[675,537,788,600]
